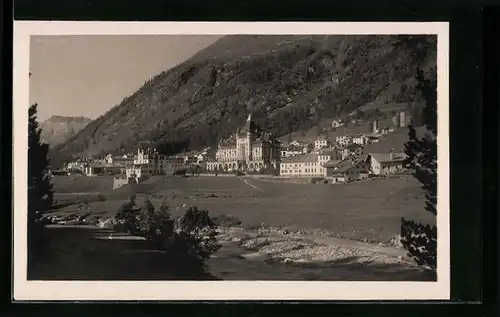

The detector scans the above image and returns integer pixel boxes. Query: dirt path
[238,176,265,192]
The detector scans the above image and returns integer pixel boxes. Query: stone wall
[113,177,129,190]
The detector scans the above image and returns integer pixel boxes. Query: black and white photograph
[13,22,449,301]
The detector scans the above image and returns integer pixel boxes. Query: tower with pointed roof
[207,112,281,174]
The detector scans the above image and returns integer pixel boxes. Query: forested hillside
[51,35,436,167]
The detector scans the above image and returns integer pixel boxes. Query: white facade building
[206,114,281,173]
[331,119,344,129]
[335,135,352,147]
[314,136,330,150]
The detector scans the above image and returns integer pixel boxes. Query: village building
[107,154,134,166]
[324,156,370,184]
[331,119,345,129]
[335,135,352,147]
[280,153,323,178]
[287,140,313,154]
[314,136,330,150]
[342,143,364,159]
[196,147,216,163]
[205,114,281,173]
[351,134,368,145]
[125,147,185,181]
[65,158,95,173]
[280,148,339,178]
[392,111,411,128]
[367,152,407,175]
[281,145,304,157]
[365,135,380,143]
[82,162,121,176]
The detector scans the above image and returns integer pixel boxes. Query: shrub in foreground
[400,219,436,269]
[116,198,222,277]
[211,214,242,227]
[114,195,141,235]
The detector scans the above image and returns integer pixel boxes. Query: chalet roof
[323,160,342,168]
[317,147,339,154]
[282,145,303,152]
[281,153,319,164]
[289,140,309,146]
[85,162,116,168]
[369,152,407,163]
[324,157,368,173]
[346,143,363,151]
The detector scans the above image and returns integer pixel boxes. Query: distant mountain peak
[46,115,91,122]
[41,115,92,147]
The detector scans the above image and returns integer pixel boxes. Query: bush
[212,214,242,227]
[400,218,436,269]
[114,195,141,235]
[125,200,222,277]
[75,196,89,205]
[139,201,175,248]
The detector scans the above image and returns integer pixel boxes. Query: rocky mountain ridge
[41,115,91,147]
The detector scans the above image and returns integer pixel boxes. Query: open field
[49,175,433,244]
[52,175,114,194]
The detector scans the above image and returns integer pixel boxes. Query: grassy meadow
[49,174,433,244]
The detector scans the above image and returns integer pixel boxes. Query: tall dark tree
[401,67,437,269]
[397,35,438,270]
[28,103,54,263]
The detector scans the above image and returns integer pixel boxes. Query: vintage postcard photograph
[13,21,449,301]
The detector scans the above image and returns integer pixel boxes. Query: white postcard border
[13,21,450,301]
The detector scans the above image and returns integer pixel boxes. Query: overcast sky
[29,35,222,121]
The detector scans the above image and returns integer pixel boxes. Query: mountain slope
[51,35,436,166]
[41,115,91,147]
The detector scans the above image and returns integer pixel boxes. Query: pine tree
[401,67,437,269]
[114,195,139,234]
[28,103,54,262]
[138,196,157,240]
[392,35,438,270]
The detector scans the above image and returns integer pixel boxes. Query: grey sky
[29,35,221,121]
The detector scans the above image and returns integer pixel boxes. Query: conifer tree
[28,103,54,262]
[401,67,437,269]
[397,35,438,269]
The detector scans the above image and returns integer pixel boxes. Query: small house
[344,143,364,157]
[331,119,345,129]
[367,152,407,175]
[323,156,370,183]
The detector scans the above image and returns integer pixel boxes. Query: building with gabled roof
[324,156,371,183]
[279,146,341,178]
[342,143,364,159]
[206,114,281,173]
[367,152,407,175]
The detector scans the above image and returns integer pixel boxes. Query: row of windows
[281,162,319,168]
[281,169,320,174]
